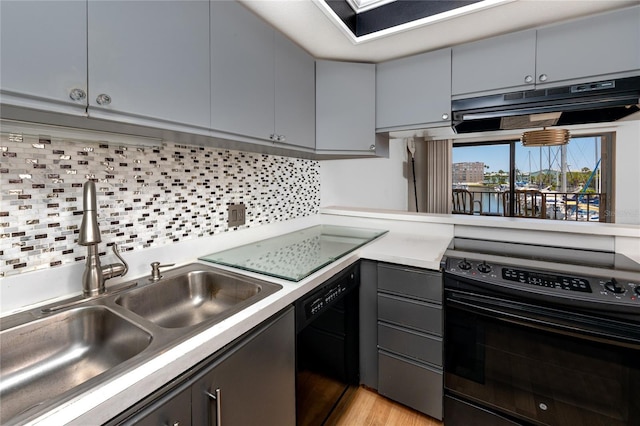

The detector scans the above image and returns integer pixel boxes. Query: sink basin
[0,263,281,424]
[0,306,152,424]
[115,266,282,328]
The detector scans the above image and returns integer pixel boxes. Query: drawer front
[378,322,442,367]
[378,263,442,303]
[378,350,443,420]
[378,293,442,335]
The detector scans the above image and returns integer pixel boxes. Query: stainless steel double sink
[0,263,282,425]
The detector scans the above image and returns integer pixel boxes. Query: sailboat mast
[595,138,600,193]
[561,144,567,192]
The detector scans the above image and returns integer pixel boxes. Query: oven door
[444,288,640,426]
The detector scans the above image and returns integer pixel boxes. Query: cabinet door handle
[69,88,87,102]
[96,93,112,105]
[205,388,222,426]
[524,75,534,84]
[538,73,548,82]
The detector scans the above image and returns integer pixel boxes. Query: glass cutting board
[199,225,387,281]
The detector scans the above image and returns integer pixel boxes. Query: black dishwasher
[295,263,360,425]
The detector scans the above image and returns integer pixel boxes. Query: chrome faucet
[78,181,128,297]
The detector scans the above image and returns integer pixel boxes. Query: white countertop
[358,232,451,270]
[18,219,452,425]
[321,206,640,237]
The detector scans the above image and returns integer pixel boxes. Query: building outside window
[452,162,485,186]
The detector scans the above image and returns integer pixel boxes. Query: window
[451,133,614,222]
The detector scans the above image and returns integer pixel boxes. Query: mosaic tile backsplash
[0,132,320,277]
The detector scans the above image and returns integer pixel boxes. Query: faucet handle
[150,261,175,282]
[112,244,128,274]
[102,244,129,280]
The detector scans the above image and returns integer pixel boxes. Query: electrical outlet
[227,203,246,227]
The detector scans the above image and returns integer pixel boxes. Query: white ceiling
[238,0,639,63]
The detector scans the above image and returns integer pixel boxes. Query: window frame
[452,132,615,222]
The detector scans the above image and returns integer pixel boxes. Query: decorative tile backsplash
[0,132,320,277]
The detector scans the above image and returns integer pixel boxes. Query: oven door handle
[447,292,640,348]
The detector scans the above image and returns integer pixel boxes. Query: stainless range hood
[451,76,640,133]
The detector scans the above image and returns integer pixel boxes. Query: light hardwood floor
[297,370,443,426]
[326,386,443,426]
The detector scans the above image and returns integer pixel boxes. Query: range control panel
[502,268,592,293]
[445,256,640,306]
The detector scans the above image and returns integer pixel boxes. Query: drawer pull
[205,388,222,426]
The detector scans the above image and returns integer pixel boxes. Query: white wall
[613,120,640,225]
[320,139,408,210]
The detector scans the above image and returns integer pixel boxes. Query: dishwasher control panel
[305,281,349,318]
[295,263,359,333]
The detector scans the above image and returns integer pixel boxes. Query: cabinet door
[452,30,537,96]
[359,260,379,389]
[536,6,640,86]
[274,33,315,150]
[118,385,191,426]
[211,0,275,141]
[192,308,295,426]
[0,0,87,115]
[316,60,376,152]
[376,48,451,130]
[88,0,210,128]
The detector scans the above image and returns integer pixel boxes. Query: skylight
[346,0,398,14]
[314,0,515,43]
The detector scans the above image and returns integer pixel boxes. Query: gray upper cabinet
[452,5,640,97]
[376,48,451,131]
[0,0,87,115]
[211,0,275,141]
[87,0,210,129]
[316,60,376,153]
[211,1,315,150]
[452,30,537,97]
[535,5,640,87]
[274,33,316,150]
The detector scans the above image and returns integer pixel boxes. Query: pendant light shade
[521,128,570,147]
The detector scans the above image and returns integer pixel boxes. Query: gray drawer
[378,350,443,420]
[378,321,442,367]
[378,293,442,336]
[378,263,442,303]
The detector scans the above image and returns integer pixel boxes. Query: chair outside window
[513,189,545,218]
[452,189,482,215]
